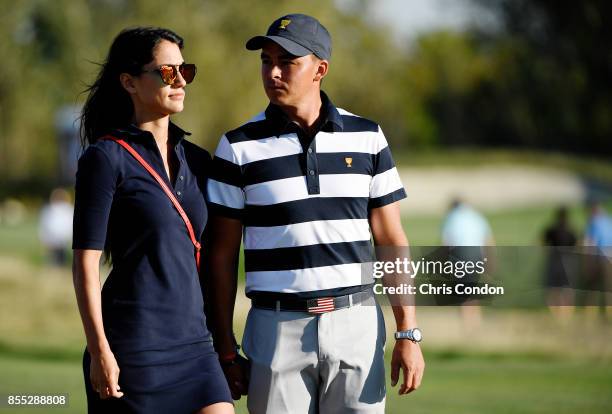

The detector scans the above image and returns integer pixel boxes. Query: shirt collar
[264,91,344,137]
[115,121,191,145]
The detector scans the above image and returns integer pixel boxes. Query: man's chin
[265,91,289,106]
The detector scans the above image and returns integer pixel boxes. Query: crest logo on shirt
[345,157,353,168]
[279,19,291,29]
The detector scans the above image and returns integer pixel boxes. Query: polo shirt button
[309,170,315,176]
[179,175,184,181]
[176,191,182,196]
[307,148,313,154]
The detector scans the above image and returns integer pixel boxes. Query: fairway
[1,202,611,413]
[386,352,612,414]
[1,350,611,414]
[1,0,610,410]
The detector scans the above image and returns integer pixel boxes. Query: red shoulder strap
[102,135,201,272]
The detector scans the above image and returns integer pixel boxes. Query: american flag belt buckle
[307,297,336,314]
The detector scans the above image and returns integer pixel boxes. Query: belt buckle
[307,297,335,314]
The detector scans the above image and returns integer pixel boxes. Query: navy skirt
[83,342,232,413]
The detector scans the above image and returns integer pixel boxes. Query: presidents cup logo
[279,19,291,29]
[345,157,353,168]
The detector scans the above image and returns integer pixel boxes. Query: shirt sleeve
[72,145,118,250]
[368,126,407,209]
[206,135,245,220]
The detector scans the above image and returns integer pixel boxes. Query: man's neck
[280,91,323,135]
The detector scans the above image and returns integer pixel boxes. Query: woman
[73,27,233,414]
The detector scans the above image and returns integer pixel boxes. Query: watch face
[412,328,422,342]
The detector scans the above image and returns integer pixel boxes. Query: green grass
[0,216,44,265]
[1,152,611,413]
[0,355,84,414]
[1,256,611,413]
[2,201,606,267]
[1,350,610,414]
[384,353,612,414]
[401,202,611,246]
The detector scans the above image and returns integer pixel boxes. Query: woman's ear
[119,73,137,95]
[313,59,329,82]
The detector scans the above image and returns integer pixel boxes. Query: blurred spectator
[39,188,73,266]
[442,199,494,247]
[542,206,577,319]
[582,200,612,317]
[441,198,495,329]
[584,200,612,249]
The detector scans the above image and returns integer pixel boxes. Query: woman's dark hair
[79,27,184,146]
[80,27,183,263]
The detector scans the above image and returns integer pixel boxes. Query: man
[440,198,495,328]
[583,200,612,316]
[39,187,73,266]
[441,198,494,248]
[542,206,577,318]
[584,200,612,249]
[206,14,425,413]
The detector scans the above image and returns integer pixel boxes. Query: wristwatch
[394,328,423,343]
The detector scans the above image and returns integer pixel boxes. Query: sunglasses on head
[142,63,197,85]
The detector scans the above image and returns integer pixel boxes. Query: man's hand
[221,354,250,400]
[390,340,425,395]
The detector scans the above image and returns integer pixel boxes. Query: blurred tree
[0,0,409,196]
[466,0,612,155]
[400,31,494,148]
[3,0,608,199]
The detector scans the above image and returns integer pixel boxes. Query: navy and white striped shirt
[207,92,406,299]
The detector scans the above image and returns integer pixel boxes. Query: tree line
[0,0,609,196]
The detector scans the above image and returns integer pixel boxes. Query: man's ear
[313,58,329,82]
[119,73,137,94]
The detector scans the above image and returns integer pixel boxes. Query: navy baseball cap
[246,13,332,60]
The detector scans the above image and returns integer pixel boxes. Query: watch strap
[394,328,422,342]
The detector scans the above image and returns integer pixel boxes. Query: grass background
[1,151,611,413]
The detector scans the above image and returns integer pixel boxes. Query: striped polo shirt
[207,92,406,299]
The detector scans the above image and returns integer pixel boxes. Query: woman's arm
[73,249,124,400]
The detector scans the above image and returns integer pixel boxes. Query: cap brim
[245,35,312,57]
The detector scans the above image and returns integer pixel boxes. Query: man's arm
[204,215,248,399]
[369,201,425,395]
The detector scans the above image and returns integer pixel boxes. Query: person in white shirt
[39,188,74,266]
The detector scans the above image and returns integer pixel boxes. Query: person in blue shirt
[72,27,233,414]
[441,199,494,247]
[583,200,612,316]
[585,200,612,249]
[440,198,495,328]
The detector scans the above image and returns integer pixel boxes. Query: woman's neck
[132,112,176,182]
[132,112,170,148]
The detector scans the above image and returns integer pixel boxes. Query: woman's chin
[163,102,184,115]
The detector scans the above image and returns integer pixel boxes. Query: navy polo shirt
[73,123,213,353]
